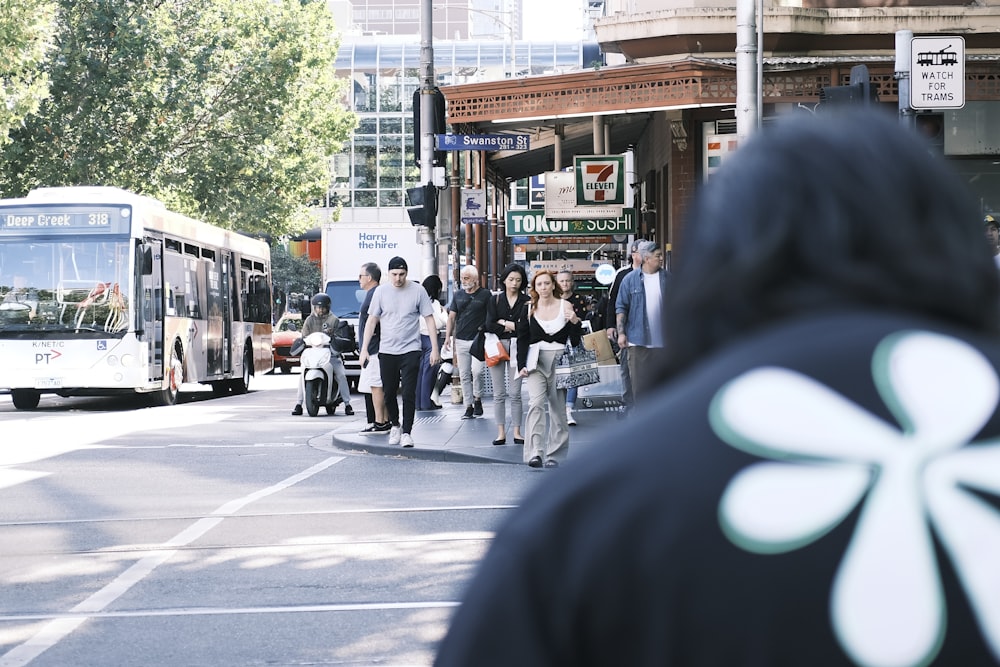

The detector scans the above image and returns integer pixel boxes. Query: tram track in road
[0,599,462,624]
[0,505,512,559]
[0,503,518,529]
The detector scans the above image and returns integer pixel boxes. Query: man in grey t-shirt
[359,256,440,448]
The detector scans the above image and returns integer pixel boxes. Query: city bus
[0,186,273,410]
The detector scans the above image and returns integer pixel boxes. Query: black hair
[663,109,999,375]
[422,274,443,301]
[362,262,381,283]
[499,263,528,292]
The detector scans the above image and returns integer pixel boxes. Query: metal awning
[450,113,654,182]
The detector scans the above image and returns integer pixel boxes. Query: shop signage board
[574,155,626,206]
[528,259,605,277]
[910,36,965,110]
[506,208,635,236]
[460,188,486,224]
[544,171,623,219]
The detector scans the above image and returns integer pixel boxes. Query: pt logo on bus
[35,349,62,364]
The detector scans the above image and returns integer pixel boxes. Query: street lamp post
[417,0,437,279]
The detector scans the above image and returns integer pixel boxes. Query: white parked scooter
[299,331,342,417]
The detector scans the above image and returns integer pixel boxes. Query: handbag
[554,342,601,389]
[470,328,486,361]
[483,333,509,367]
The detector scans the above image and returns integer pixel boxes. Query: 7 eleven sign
[575,155,626,206]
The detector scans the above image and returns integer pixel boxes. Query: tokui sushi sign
[506,208,635,236]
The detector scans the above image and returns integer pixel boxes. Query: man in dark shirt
[443,265,490,419]
[356,262,389,434]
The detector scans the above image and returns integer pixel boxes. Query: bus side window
[240,271,267,323]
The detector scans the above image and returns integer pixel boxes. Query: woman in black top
[515,270,582,468]
[485,263,530,446]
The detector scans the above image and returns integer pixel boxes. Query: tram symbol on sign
[916,46,958,67]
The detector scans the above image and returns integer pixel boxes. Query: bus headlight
[120,354,134,367]
[107,355,120,367]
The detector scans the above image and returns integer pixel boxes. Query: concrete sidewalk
[329,396,623,464]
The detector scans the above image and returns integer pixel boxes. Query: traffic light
[406,183,438,229]
[412,88,447,169]
[819,64,879,109]
[914,112,944,153]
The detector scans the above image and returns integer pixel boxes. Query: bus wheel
[11,389,40,410]
[154,347,183,406]
[231,348,252,395]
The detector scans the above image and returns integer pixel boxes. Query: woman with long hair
[485,263,530,445]
[514,270,582,468]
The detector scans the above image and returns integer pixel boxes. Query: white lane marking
[161,443,303,448]
[0,469,49,492]
[0,456,346,667]
[0,600,460,623]
[0,406,232,468]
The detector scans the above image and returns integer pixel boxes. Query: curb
[330,432,521,464]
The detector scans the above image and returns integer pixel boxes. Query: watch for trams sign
[910,36,965,110]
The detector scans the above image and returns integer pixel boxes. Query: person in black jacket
[443,265,491,419]
[514,270,582,468]
[436,111,1000,666]
[484,263,530,446]
[356,262,389,434]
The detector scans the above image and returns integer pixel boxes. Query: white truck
[321,222,425,388]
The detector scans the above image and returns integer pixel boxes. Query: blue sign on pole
[436,134,531,151]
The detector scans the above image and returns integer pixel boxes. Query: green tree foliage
[0,0,57,145]
[270,244,322,302]
[0,0,356,237]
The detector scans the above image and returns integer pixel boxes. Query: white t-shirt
[642,271,664,348]
[369,280,433,355]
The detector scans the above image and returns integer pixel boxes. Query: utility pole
[895,30,915,130]
[418,0,438,280]
[735,0,759,142]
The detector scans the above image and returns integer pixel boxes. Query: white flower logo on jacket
[711,331,1000,667]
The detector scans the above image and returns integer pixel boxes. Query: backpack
[331,319,357,354]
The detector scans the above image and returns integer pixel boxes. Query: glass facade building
[329,39,602,218]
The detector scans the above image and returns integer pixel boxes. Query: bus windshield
[0,239,132,335]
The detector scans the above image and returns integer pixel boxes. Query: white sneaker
[566,405,577,426]
[400,432,414,448]
[388,426,401,445]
